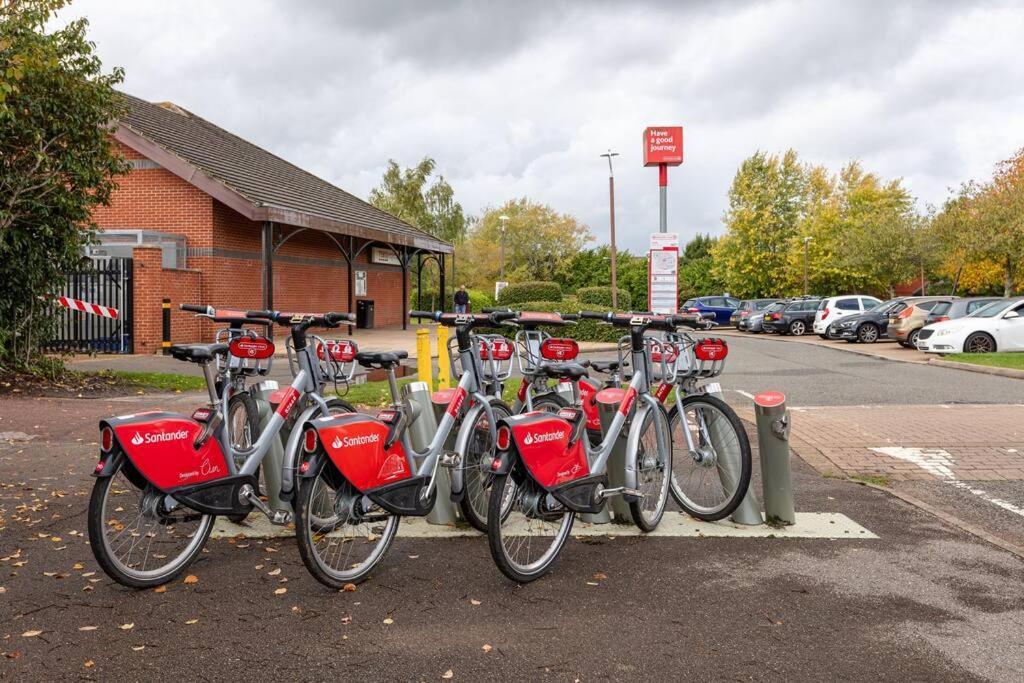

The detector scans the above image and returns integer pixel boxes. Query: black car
[828,297,922,343]
[762,297,821,335]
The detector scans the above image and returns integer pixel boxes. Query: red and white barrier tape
[54,296,119,319]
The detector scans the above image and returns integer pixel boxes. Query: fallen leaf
[81,571,95,577]
[50,537,62,542]
[267,568,281,576]
[119,623,134,631]
[408,555,420,559]
[586,581,599,586]
[84,660,94,668]
[0,587,6,594]
[153,586,166,594]
[78,626,98,631]
[341,615,352,625]
[442,670,454,679]
[342,583,356,592]
[185,619,198,625]
[593,572,608,580]
[82,585,94,592]
[482,644,493,653]
[21,630,42,638]
[469,599,481,606]
[73,562,84,570]
[183,575,198,584]
[383,618,394,625]
[274,588,287,595]
[131,645,145,652]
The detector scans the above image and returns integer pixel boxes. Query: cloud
[60,0,1024,252]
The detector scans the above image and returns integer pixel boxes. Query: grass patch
[943,352,1024,371]
[850,474,892,488]
[105,371,208,393]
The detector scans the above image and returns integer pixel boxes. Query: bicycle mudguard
[500,412,590,490]
[308,413,413,492]
[100,412,230,492]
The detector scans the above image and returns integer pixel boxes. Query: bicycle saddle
[355,350,409,368]
[169,343,229,363]
[538,362,589,379]
[588,359,625,373]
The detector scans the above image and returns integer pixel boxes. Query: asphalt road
[3,398,1023,681]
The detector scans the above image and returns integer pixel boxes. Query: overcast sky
[59,0,1024,252]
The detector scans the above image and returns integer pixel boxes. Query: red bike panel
[561,377,600,430]
[479,338,513,361]
[105,412,229,490]
[540,338,579,360]
[695,338,728,361]
[314,413,412,492]
[504,412,590,489]
[229,336,275,360]
[649,340,679,363]
[317,339,357,362]
[595,387,627,405]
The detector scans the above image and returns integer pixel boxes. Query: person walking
[454,285,470,314]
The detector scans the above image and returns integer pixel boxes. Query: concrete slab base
[211,511,875,540]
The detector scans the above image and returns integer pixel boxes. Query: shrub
[479,300,618,343]
[497,281,562,306]
[408,288,493,312]
[468,289,494,313]
[577,286,632,310]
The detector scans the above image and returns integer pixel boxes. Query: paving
[3,389,1024,680]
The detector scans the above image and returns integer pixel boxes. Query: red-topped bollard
[754,391,795,525]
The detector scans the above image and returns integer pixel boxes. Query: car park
[733,299,779,330]
[681,296,741,326]
[827,297,928,343]
[923,297,1006,326]
[888,296,958,348]
[917,298,1024,354]
[762,297,821,335]
[813,295,881,338]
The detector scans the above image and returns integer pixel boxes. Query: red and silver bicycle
[485,312,705,582]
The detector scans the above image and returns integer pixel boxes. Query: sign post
[642,126,684,234]
[648,233,679,315]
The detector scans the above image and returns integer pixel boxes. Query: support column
[261,221,274,310]
[439,253,447,313]
[347,236,355,335]
[658,163,668,233]
[401,247,409,331]
[417,253,423,312]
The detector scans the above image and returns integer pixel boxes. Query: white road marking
[212,512,875,540]
[871,446,1024,519]
[735,390,756,400]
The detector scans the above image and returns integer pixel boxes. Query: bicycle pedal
[597,486,644,500]
[440,452,461,468]
[268,509,292,526]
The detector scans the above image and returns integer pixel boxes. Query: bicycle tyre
[226,391,261,524]
[668,393,752,521]
[459,400,513,532]
[628,403,673,532]
[529,391,568,414]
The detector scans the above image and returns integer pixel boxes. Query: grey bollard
[703,384,763,525]
[403,381,457,525]
[754,391,795,525]
[594,389,632,523]
[251,380,289,512]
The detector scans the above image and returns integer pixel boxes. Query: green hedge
[577,286,632,310]
[497,281,562,306]
[409,288,493,312]
[487,300,619,343]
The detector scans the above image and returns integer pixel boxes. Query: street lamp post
[601,150,620,309]
[803,236,813,296]
[498,214,509,281]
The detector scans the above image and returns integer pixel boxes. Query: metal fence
[43,257,134,354]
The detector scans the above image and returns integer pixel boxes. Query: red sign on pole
[642,127,684,167]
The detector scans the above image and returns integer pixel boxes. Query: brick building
[91,94,452,354]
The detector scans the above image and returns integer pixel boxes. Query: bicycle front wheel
[459,400,513,532]
[487,470,575,583]
[628,404,673,532]
[669,394,752,521]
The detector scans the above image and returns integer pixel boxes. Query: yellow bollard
[436,325,451,390]
[416,328,433,385]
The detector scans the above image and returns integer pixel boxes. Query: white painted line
[871,446,1024,520]
[212,511,876,540]
[734,390,756,401]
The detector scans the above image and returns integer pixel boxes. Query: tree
[678,233,723,297]
[712,150,807,298]
[459,198,592,288]
[1,0,129,368]
[368,157,467,244]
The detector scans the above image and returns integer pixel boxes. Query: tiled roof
[114,93,451,253]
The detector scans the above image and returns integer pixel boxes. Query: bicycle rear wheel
[628,404,672,532]
[487,469,575,583]
[294,460,400,588]
[226,392,260,524]
[669,394,751,521]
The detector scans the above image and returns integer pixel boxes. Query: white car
[917,298,1024,355]
[813,295,882,337]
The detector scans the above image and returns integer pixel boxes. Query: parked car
[917,298,1024,354]
[889,296,958,348]
[827,297,928,343]
[813,295,882,338]
[681,296,741,326]
[923,297,1007,326]
[733,299,779,330]
[762,297,821,335]
[746,301,785,333]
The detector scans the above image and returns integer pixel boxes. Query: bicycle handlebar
[577,311,705,331]
[244,310,354,327]
[409,310,518,327]
[180,304,212,314]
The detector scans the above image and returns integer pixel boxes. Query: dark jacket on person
[454,290,470,306]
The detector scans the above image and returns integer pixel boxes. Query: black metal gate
[44,257,134,354]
